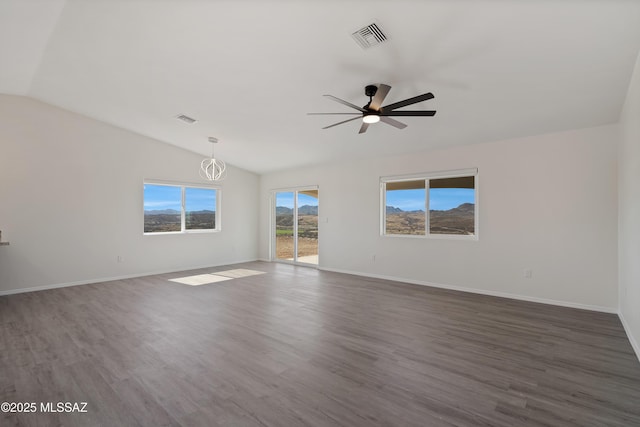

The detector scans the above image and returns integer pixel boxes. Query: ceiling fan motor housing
[365,85,378,98]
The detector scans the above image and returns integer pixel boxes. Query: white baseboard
[0,258,259,297]
[618,311,640,363]
[319,266,618,314]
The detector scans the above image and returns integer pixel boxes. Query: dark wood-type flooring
[1,261,640,426]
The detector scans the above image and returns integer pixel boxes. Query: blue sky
[386,188,474,211]
[276,192,294,208]
[429,188,474,210]
[144,185,216,211]
[186,187,216,211]
[275,192,318,209]
[386,189,425,211]
[298,193,318,207]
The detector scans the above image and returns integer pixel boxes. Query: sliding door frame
[270,186,319,266]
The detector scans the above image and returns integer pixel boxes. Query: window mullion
[181,186,186,232]
[425,179,429,236]
[293,191,298,262]
[381,182,387,235]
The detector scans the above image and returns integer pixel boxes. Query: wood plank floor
[1,261,639,427]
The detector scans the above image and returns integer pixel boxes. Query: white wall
[619,51,640,358]
[0,95,259,294]
[0,93,624,318]
[259,125,619,311]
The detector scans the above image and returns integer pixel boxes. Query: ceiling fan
[308,84,436,134]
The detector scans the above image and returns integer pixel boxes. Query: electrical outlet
[524,269,532,279]
[117,255,124,263]
[372,254,376,263]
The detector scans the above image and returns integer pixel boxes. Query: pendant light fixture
[200,137,226,181]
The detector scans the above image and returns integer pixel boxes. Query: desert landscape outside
[385,203,475,235]
[144,210,215,233]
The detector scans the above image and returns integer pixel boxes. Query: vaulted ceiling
[2,0,639,174]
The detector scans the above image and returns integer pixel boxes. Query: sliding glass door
[275,191,295,261]
[274,188,318,265]
[296,190,319,264]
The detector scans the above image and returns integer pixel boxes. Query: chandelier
[200,137,226,181]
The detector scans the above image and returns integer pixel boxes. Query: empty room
[1,0,640,426]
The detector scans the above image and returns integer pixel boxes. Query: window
[429,176,475,235]
[385,180,426,235]
[185,187,217,230]
[382,169,477,238]
[144,182,219,234]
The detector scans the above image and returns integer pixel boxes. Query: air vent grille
[176,114,197,124]
[351,22,388,49]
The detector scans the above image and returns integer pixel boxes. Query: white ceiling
[2,0,640,174]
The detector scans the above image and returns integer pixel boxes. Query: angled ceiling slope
[1,0,640,174]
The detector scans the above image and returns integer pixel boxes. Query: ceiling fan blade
[382,110,437,117]
[369,84,391,111]
[382,92,434,111]
[358,122,370,134]
[307,112,360,115]
[380,116,407,129]
[322,116,362,129]
[324,95,367,112]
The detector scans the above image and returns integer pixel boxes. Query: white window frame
[380,168,478,240]
[143,180,221,235]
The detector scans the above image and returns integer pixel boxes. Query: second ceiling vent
[176,114,197,124]
[351,22,388,49]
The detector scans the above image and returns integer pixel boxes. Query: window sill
[143,230,220,236]
[382,233,478,241]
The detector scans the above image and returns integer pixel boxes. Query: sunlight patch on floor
[168,269,266,286]
[169,274,233,286]
[213,269,267,278]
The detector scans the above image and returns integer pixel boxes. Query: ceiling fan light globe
[363,114,380,124]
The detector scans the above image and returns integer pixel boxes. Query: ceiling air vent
[176,114,197,124]
[351,22,388,49]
